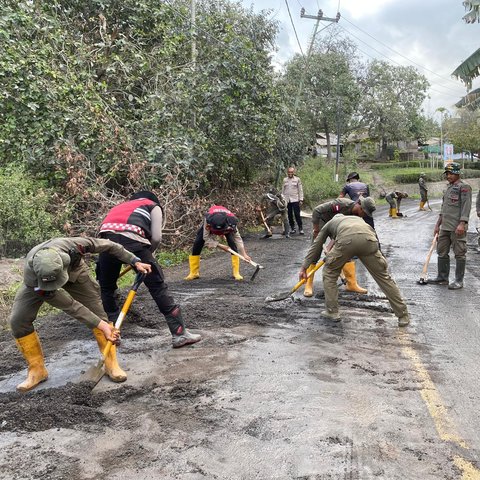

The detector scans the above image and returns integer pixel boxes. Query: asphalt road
[1,197,480,479]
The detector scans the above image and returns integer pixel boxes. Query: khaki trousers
[323,233,408,318]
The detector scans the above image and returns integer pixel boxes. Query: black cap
[347,172,360,181]
[130,191,160,205]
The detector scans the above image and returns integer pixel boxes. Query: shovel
[417,234,438,285]
[265,260,325,302]
[79,272,146,386]
[259,210,273,237]
[216,243,264,281]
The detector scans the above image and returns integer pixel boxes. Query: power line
[341,16,463,89]
[353,44,464,101]
[284,0,304,56]
[338,24,465,96]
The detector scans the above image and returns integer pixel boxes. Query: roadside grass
[299,156,374,206]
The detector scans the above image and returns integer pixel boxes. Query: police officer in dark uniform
[428,163,472,289]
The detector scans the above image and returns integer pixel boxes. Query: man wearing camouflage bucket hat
[428,162,472,289]
[303,196,376,297]
[9,237,152,392]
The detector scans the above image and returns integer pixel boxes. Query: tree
[462,0,480,23]
[444,109,480,158]
[280,35,361,161]
[0,0,282,192]
[357,60,429,160]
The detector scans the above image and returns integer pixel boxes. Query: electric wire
[338,23,466,97]
[353,44,465,101]
[341,16,464,90]
[284,0,304,56]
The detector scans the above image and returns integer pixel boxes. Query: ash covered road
[1,198,480,479]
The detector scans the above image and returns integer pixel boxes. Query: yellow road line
[399,333,480,477]
[453,456,480,480]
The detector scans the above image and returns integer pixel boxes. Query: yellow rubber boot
[184,255,200,280]
[391,207,398,218]
[342,261,368,294]
[15,331,49,392]
[388,208,392,217]
[303,264,315,297]
[231,255,243,281]
[93,326,127,382]
[419,201,426,211]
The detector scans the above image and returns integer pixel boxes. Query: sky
[241,0,480,121]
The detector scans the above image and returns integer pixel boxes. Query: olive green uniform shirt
[303,215,377,268]
[312,198,355,227]
[439,180,472,231]
[10,237,141,337]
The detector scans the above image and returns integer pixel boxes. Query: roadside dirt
[1,197,480,479]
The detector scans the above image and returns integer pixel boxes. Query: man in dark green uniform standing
[428,162,472,289]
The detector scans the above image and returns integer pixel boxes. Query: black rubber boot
[448,258,466,290]
[428,257,450,285]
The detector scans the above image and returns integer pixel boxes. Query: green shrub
[298,157,343,206]
[0,166,63,257]
[371,160,438,170]
[393,168,480,184]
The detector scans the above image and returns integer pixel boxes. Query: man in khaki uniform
[428,162,472,289]
[304,197,376,297]
[299,214,410,327]
[10,237,152,392]
[418,173,428,210]
[258,190,289,238]
[385,191,408,218]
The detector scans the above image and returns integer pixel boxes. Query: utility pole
[335,97,342,182]
[191,0,197,128]
[275,8,340,187]
[293,9,341,112]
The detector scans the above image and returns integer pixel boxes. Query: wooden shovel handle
[259,210,272,235]
[421,234,438,276]
[216,243,263,269]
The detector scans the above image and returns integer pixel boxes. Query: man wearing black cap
[428,163,472,289]
[97,191,202,350]
[185,205,251,281]
[9,237,152,392]
[339,172,370,202]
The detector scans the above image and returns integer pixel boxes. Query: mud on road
[1,200,480,479]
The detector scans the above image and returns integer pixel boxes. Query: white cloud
[242,0,480,115]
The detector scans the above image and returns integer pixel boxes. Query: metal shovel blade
[78,358,106,386]
[265,290,293,302]
[250,265,261,282]
[417,277,428,285]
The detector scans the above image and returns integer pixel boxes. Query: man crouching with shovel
[9,237,152,392]
[298,215,410,327]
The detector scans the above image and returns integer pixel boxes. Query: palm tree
[462,1,480,23]
[451,2,480,108]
